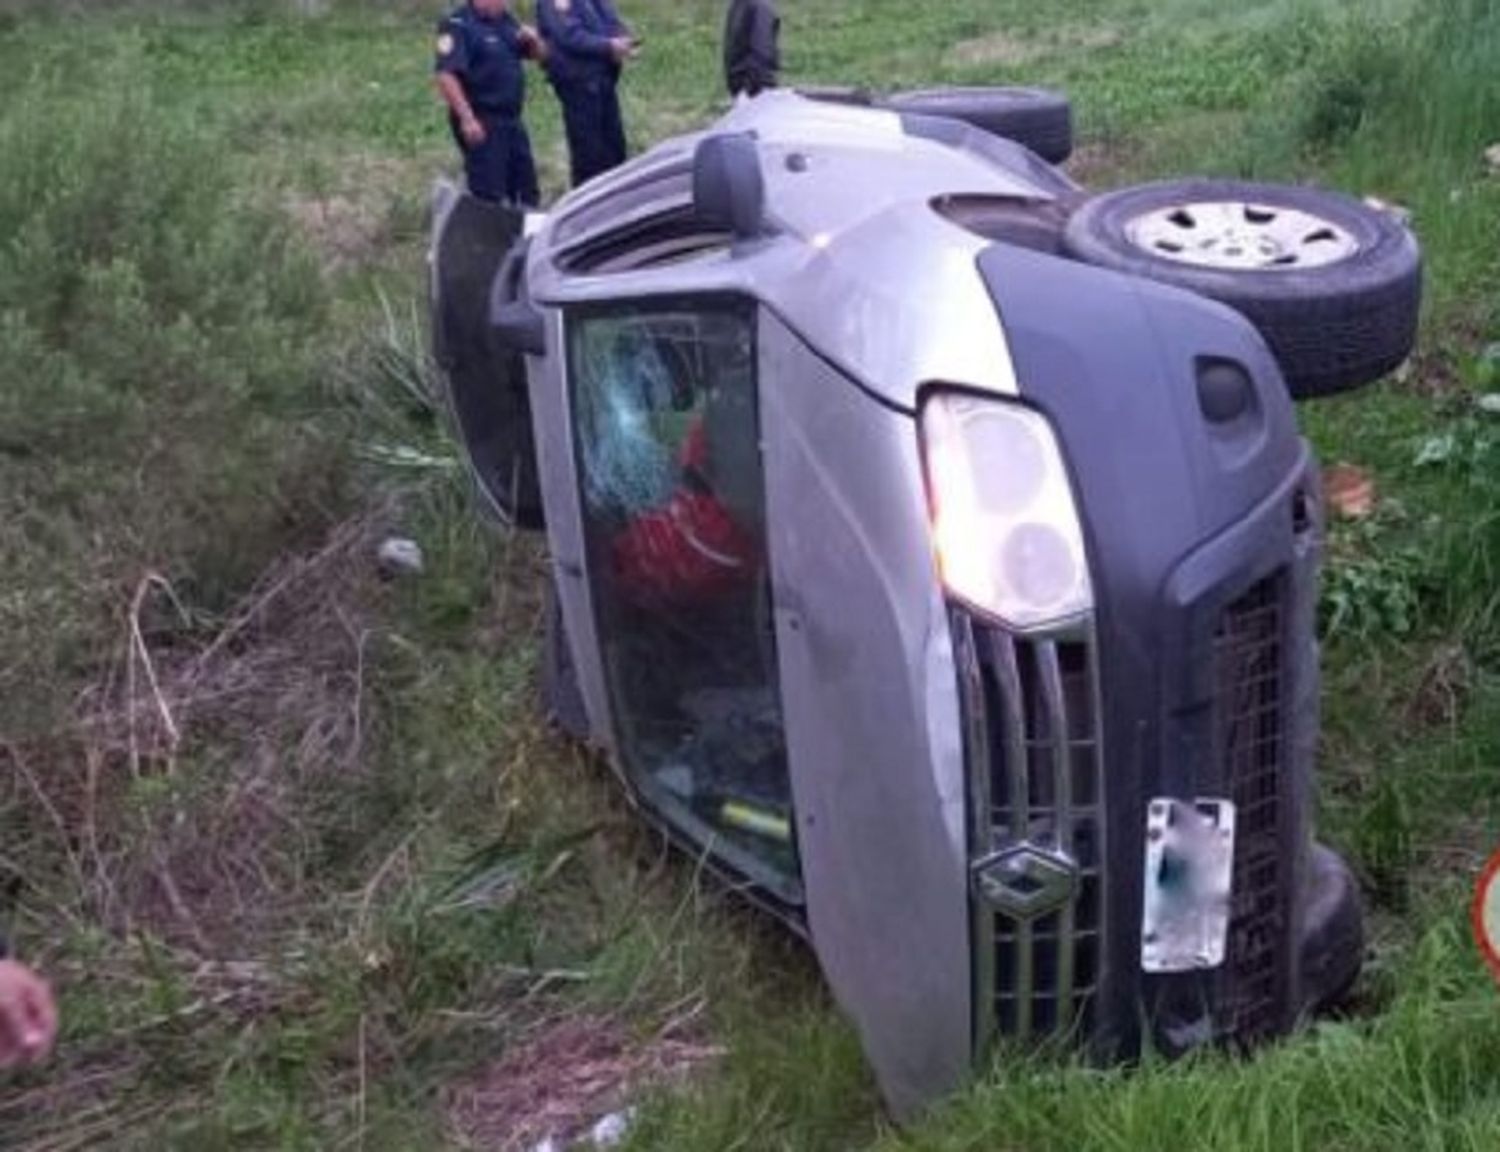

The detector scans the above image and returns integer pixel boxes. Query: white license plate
[1141,798,1236,974]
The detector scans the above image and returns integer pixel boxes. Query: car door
[429,181,545,530]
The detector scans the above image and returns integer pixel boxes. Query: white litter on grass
[358,443,459,471]
[376,537,425,577]
[527,1108,637,1152]
[1415,433,1458,467]
[590,1109,636,1147]
[1476,394,1500,416]
[1485,143,1500,175]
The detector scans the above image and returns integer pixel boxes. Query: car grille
[954,613,1106,1045]
[1213,574,1288,1041]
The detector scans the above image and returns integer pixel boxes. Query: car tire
[1062,180,1423,399]
[1299,843,1365,1014]
[877,86,1073,164]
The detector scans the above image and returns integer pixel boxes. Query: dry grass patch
[0,510,399,1147]
[284,152,425,272]
[444,1011,722,1152]
[13,511,390,951]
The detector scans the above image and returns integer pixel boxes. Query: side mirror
[692,132,766,240]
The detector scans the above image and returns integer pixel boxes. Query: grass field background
[1,0,1499,1147]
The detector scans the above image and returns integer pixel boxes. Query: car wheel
[877,86,1073,164]
[1299,843,1365,1014]
[1062,180,1423,399]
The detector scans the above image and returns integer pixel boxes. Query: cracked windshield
[568,300,800,901]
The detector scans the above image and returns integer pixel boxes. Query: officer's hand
[518,24,546,60]
[0,960,57,1071]
[609,36,638,63]
[460,114,487,146]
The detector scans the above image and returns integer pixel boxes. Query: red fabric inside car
[612,419,758,602]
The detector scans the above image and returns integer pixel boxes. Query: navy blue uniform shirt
[537,0,627,84]
[434,4,540,205]
[434,4,531,117]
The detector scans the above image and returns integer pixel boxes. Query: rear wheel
[1062,180,1423,399]
[878,86,1073,163]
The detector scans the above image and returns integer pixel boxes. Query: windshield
[568,298,801,903]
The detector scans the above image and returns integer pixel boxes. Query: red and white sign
[1472,850,1500,979]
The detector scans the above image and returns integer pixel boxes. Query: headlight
[920,391,1092,632]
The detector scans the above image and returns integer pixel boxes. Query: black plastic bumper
[976,242,1363,1056]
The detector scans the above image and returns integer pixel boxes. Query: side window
[568,299,801,902]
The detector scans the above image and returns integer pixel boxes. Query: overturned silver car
[429,88,1421,1116]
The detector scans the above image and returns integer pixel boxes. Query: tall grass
[1305,0,1500,317]
[887,925,1500,1152]
[1374,0,1500,172]
[1295,0,1500,646]
[0,67,347,736]
[0,59,372,1147]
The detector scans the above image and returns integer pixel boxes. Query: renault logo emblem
[972,843,1078,921]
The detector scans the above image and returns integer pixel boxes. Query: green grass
[2,0,1500,1148]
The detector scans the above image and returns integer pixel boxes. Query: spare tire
[1062,179,1422,399]
[878,86,1073,164]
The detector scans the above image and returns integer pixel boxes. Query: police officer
[724,0,780,100]
[433,0,546,207]
[537,0,638,187]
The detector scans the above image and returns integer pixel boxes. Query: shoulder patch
[437,32,455,55]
